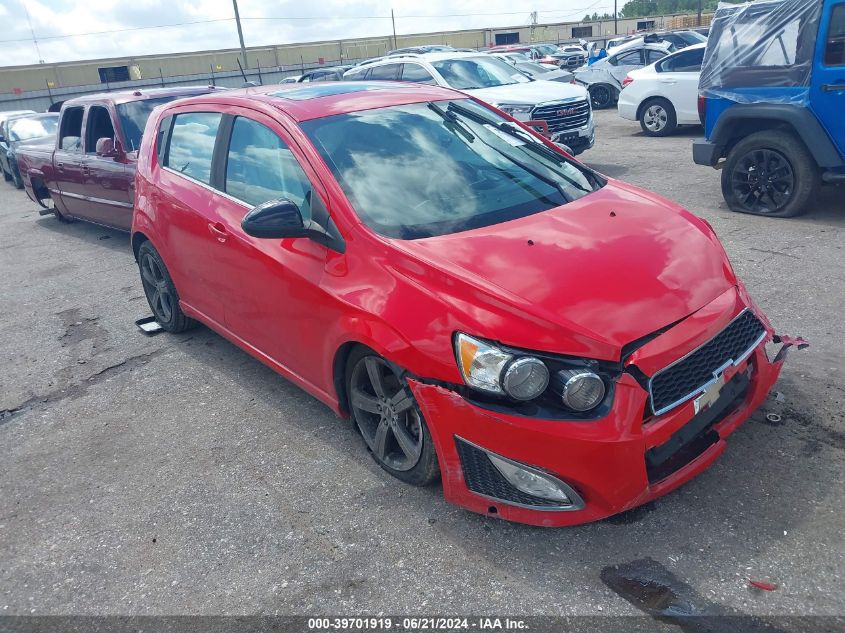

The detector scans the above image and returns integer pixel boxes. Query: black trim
[708,104,843,168]
[692,138,720,166]
[210,113,234,191]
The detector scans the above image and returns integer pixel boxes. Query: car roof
[63,85,223,107]
[353,51,491,69]
[158,81,465,123]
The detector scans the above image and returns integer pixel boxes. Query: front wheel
[589,84,614,109]
[2,165,10,182]
[137,241,197,333]
[11,164,24,189]
[721,131,819,218]
[346,349,440,486]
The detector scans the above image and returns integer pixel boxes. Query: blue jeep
[693,0,845,217]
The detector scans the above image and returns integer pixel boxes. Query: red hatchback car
[131,83,802,526]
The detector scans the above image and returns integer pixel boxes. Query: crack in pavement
[0,349,166,428]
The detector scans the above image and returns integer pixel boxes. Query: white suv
[343,52,595,155]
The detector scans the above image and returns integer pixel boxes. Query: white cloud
[1,0,617,66]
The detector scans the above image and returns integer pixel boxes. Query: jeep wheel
[721,131,819,218]
[589,84,614,110]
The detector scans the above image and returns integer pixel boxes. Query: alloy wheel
[730,148,795,214]
[643,104,668,132]
[140,252,174,323]
[350,356,423,472]
[591,85,611,109]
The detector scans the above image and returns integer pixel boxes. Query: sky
[0,0,619,67]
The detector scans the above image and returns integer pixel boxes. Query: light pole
[232,0,249,69]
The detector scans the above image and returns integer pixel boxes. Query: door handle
[822,83,845,92]
[56,162,64,170]
[659,79,677,84]
[207,222,228,243]
[81,164,90,175]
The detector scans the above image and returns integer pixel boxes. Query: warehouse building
[0,12,710,111]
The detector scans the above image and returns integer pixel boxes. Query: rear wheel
[137,241,197,333]
[721,131,819,218]
[2,165,10,182]
[11,164,24,189]
[346,348,440,486]
[639,98,677,137]
[589,84,614,109]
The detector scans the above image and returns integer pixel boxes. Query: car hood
[466,81,588,106]
[392,182,736,357]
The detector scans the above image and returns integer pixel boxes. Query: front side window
[225,117,313,220]
[165,112,222,185]
[301,99,602,239]
[431,56,530,89]
[825,5,845,66]
[85,106,115,153]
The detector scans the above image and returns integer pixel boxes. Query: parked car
[344,52,595,154]
[618,43,706,136]
[606,36,637,50]
[0,109,36,131]
[386,45,457,55]
[487,50,559,70]
[694,0,844,217]
[15,85,222,229]
[0,113,59,188]
[648,30,708,49]
[488,44,561,66]
[131,82,802,526]
[297,66,353,82]
[489,53,574,82]
[550,45,588,68]
[280,75,301,84]
[573,39,674,109]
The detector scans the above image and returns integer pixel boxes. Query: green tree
[619,0,731,18]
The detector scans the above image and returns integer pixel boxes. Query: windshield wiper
[428,101,475,143]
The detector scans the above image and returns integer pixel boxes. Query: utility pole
[614,0,618,34]
[530,11,538,42]
[232,0,249,69]
[391,9,397,51]
[20,0,44,64]
[697,0,702,26]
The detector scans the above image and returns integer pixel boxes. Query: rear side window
[165,112,222,185]
[826,5,845,66]
[369,64,401,80]
[658,47,705,72]
[224,117,313,221]
[59,106,84,152]
[401,64,436,84]
[612,50,643,66]
[645,49,668,64]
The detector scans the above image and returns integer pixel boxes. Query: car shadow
[33,214,131,254]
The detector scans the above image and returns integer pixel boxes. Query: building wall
[0,13,711,95]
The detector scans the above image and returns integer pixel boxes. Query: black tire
[346,347,440,487]
[53,205,75,223]
[589,84,615,110]
[639,98,677,137]
[721,130,819,218]
[136,240,197,333]
[2,165,10,182]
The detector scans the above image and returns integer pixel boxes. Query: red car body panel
[132,85,796,525]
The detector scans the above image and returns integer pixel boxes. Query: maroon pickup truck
[17,86,222,231]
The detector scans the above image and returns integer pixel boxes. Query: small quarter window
[164,112,222,185]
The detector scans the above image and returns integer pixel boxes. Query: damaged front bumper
[408,286,806,527]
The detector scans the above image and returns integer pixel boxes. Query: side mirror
[241,198,308,239]
[96,137,118,157]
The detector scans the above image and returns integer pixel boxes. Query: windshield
[117,96,185,152]
[431,56,531,89]
[536,45,558,55]
[301,99,602,239]
[9,116,58,141]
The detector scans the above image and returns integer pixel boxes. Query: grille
[455,438,563,508]
[649,310,765,415]
[530,99,590,134]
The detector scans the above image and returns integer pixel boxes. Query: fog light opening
[486,453,584,508]
[488,506,498,515]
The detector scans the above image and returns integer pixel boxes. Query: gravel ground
[0,109,843,622]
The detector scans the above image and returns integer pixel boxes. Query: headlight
[554,369,606,412]
[455,333,547,400]
[496,103,533,121]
